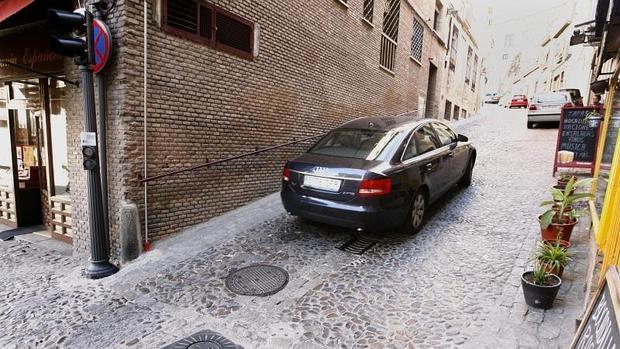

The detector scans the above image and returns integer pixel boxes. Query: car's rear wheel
[404,191,426,234]
[459,156,475,187]
[527,121,534,129]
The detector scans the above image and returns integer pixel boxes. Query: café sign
[0,29,64,77]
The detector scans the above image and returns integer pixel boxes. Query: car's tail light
[563,103,573,108]
[282,166,290,182]
[358,178,392,197]
[529,104,537,110]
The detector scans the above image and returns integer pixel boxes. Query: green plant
[584,110,603,122]
[557,174,576,183]
[531,263,551,286]
[533,241,573,271]
[540,177,594,228]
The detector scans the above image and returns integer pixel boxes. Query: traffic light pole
[80,11,118,279]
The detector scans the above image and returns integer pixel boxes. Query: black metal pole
[81,10,117,279]
[94,8,110,250]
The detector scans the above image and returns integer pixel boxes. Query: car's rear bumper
[281,188,408,232]
[510,102,528,108]
[527,112,561,122]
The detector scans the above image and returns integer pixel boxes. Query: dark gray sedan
[281,115,476,233]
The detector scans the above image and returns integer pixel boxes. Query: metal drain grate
[338,236,378,255]
[162,330,243,349]
[225,264,289,297]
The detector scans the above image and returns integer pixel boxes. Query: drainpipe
[94,7,110,249]
[143,0,150,251]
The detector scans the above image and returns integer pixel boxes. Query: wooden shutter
[215,11,253,56]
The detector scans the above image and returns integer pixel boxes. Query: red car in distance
[509,95,529,108]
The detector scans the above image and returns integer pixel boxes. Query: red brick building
[0,0,484,262]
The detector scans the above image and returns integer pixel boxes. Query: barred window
[453,105,460,120]
[162,0,255,59]
[472,54,478,91]
[449,25,458,71]
[379,0,400,72]
[444,100,452,120]
[410,19,424,62]
[465,46,472,84]
[363,0,374,23]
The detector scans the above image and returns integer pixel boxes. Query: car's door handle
[423,162,433,173]
[447,151,455,158]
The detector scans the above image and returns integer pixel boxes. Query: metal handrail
[140,110,420,184]
[140,134,324,183]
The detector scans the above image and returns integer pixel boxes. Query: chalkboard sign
[553,107,602,175]
[570,266,620,348]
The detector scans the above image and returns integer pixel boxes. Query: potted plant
[556,174,576,190]
[584,110,603,128]
[533,240,573,277]
[522,262,562,309]
[539,177,593,242]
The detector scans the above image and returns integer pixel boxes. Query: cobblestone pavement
[0,105,588,348]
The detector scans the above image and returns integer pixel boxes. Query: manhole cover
[162,330,242,349]
[225,264,289,297]
[339,236,378,255]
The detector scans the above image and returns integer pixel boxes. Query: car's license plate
[303,175,341,192]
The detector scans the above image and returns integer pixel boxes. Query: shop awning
[0,0,34,24]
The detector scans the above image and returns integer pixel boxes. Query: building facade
[0,0,484,262]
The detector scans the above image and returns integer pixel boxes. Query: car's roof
[338,115,432,131]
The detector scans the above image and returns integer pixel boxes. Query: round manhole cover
[187,341,223,349]
[225,264,289,296]
[163,330,239,349]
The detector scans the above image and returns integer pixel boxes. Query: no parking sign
[92,19,112,74]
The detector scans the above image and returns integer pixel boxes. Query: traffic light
[82,145,98,170]
[48,9,92,64]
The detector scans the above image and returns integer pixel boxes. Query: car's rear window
[513,95,526,99]
[309,128,397,160]
[533,93,568,103]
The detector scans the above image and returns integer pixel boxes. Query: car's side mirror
[457,134,468,142]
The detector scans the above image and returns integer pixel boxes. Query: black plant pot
[521,271,562,309]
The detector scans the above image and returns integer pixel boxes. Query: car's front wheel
[403,191,426,234]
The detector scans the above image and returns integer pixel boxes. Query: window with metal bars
[410,19,424,62]
[162,0,254,59]
[449,25,458,71]
[444,100,452,120]
[379,0,400,72]
[465,46,472,84]
[363,0,374,23]
[472,54,478,91]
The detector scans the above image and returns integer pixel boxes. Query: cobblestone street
[0,105,588,348]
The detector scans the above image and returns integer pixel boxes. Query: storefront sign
[553,107,602,175]
[0,29,64,77]
[570,266,620,348]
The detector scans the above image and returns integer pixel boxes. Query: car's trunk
[286,153,380,202]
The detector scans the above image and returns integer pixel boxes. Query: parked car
[509,94,529,108]
[484,93,500,104]
[555,88,583,106]
[527,91,574,128]
[281,116,476,234]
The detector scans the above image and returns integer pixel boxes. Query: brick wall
[99,0,449,245]
[55,0,481,260]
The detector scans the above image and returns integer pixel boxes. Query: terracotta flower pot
[538,215,577,242]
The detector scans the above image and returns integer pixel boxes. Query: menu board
[553,107,602,175]
[571,267,620,348]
